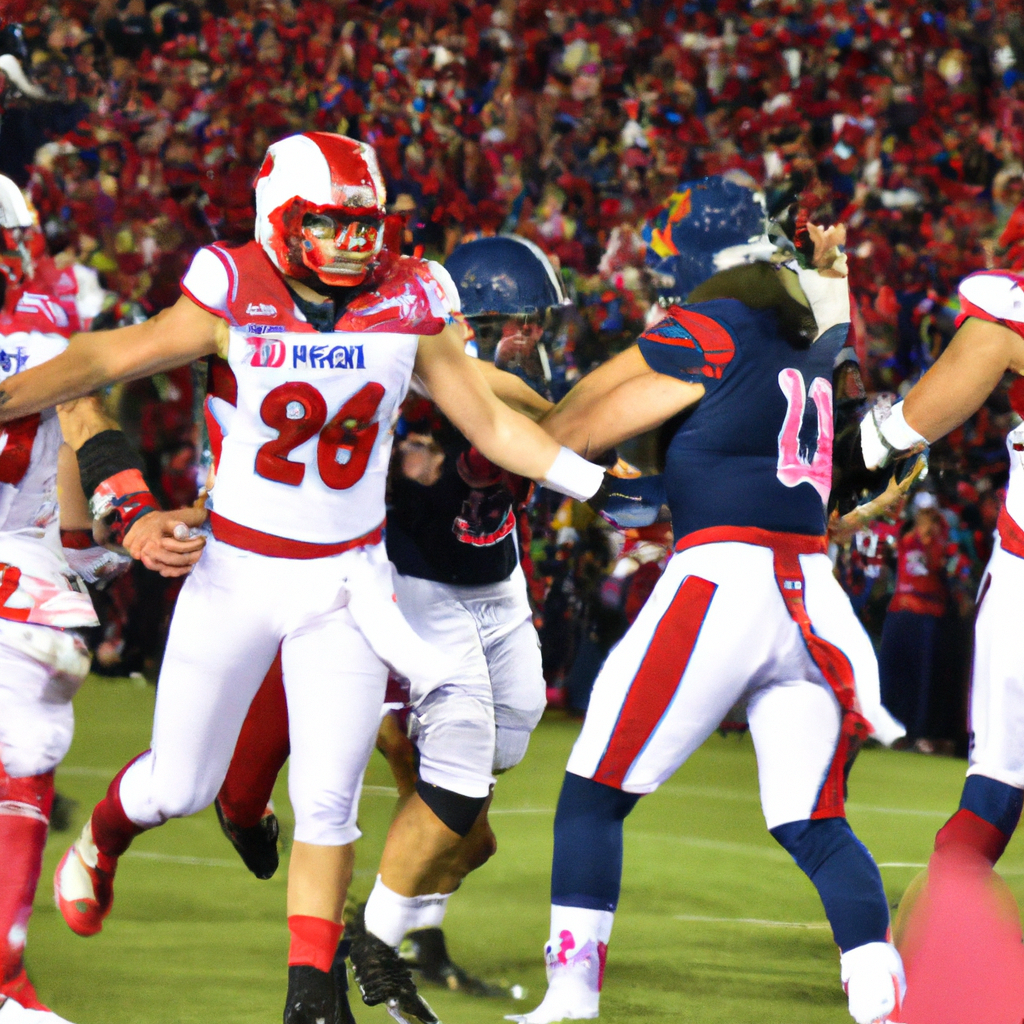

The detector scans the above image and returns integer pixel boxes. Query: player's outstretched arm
[415,324,603,499]
[0,295,227,422]
[541,345,704,455]
[475,360,554,421]
[902,316,1024,442]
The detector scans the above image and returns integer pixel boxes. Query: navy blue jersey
[638,299,847,538]
[386,431,519,587]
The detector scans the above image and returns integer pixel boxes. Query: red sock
[288,915,343,973]
[90,753,148,862]
[0,768,53,985]
[218,653,290,829]
[934,808,1010,866]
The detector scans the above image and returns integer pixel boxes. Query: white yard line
[124,851,242,869]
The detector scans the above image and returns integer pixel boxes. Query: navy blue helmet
[643,176,782,304]
[445,235,569,318]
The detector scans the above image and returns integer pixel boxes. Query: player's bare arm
[415,323,600,493]
[541,344,704,455]
[902,316,1024,442]
[0,295,227,421]
[475,360,554,421]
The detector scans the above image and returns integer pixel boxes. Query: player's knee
[493,726,532,773]
[415,685,496,793]
[957,774,1024,837]
[460,818,497,871]
[770,817,855,873]
[415,779,488,838]
[0,715,73,779]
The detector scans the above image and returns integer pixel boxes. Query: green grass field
[25,677,1024,1024]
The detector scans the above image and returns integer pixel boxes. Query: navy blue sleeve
[637,305,738,387]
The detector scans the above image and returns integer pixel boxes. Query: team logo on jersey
[292,343,366,370]
[15,293,69,329]
[245,302,278,317]
[776,368,832,504]
[244,338,287,368]
[0,347,29,374]
[640,308,735,378]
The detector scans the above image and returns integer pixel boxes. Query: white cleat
[0,997,76,1024]
[840,941,906,1024]
[505,937,604,1023]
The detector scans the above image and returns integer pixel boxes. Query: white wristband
[880,401,927,452]
[542,447,606,502]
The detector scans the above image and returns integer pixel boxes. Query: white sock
[364,877,454,947]
[549,905,615,950]
[364,876,422,947]
[407,891,451,931]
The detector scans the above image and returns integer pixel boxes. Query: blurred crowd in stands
[4,0,1024,746]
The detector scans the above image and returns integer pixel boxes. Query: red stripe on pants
[771,546,869,819]
[593,575,717,789]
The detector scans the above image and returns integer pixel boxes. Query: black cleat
[330,937,357,1024]
[350,930,440,1024]
[400,928,506,998]
[214,798,279,880]
[284,964,337,1024]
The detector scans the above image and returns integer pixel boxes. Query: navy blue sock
[770,818,889,952]
[550,772,641,912]
[958,775,1024,837]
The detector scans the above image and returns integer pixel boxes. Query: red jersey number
[256,382,385,490]
[0,414,42,485]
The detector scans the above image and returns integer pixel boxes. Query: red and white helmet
[254,132,388,286]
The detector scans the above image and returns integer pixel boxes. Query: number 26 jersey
[181,241,460,552]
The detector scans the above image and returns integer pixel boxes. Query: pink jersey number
[256,381,385,490]
[776,368,833,504]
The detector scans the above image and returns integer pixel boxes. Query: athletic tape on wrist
[541,446,606,502]
[76,431,160,545]
[879,402,927,452]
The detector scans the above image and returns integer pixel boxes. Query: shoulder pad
[957,271,1024,333]
[336,256,456,335]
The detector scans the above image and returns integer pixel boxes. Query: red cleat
[52,821,117,937]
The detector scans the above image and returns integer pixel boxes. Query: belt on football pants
[210,512,384,559]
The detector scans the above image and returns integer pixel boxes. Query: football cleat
[53,821,116,937]
[214,799,279,880]
[350,931,440,1024]
[0,997,75,1024]
[400,928,506,998]
[840,941,905,1024]
[505,936,604,1023]
[285,965,338,1024]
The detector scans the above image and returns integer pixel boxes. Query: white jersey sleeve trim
[960,272,1024,324]
[181,248,231,316]
[427,260,461,314]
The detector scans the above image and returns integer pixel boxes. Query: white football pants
[119,537,455,845]
[967,538,1024,789]
[394,563,545,798]
[567,529,873,829]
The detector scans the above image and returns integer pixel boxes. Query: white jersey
[182,241,459,553]
[0,324,97,627]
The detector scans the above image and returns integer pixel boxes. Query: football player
[513,178,907,1024]
[0,133,608,1024]
[859,255,1024,1018]
[0,174,198,1024]
[212,235,565,1002]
